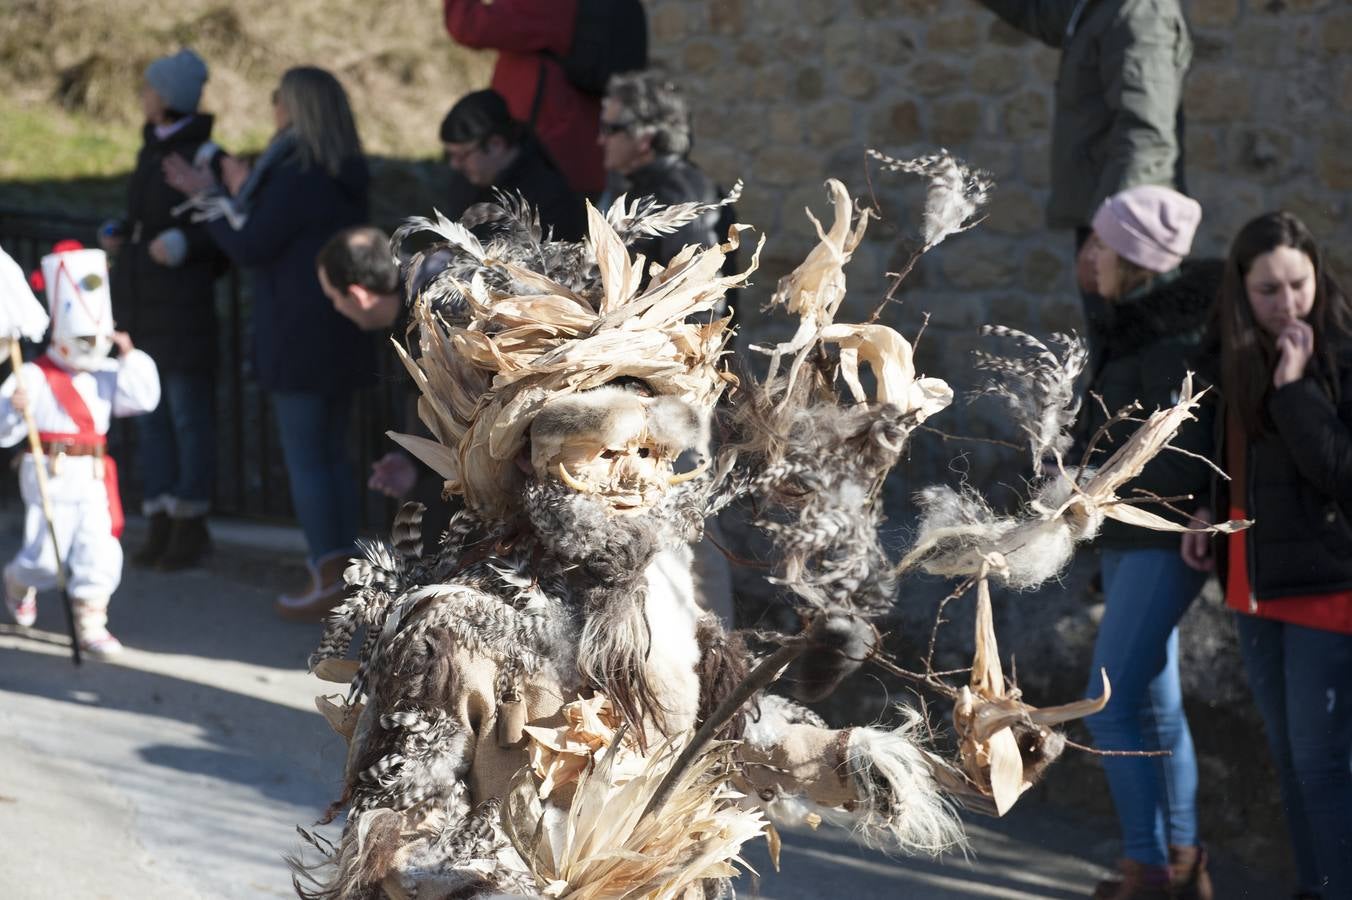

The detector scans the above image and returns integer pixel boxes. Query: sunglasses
[598,120,631,137]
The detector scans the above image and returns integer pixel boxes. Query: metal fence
[0,205,405,531]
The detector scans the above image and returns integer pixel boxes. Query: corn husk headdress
[392,190,760,521]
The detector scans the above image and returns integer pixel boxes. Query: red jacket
[445,0,605,197]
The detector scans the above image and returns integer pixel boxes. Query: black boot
[159,515,212,570]
[132,512,172,567]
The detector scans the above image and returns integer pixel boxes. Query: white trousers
[5,455,122,604]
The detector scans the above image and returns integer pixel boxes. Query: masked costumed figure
[296,160,1244,898]
[0,242,161,656]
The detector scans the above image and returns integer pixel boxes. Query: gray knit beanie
[145,49,208,115]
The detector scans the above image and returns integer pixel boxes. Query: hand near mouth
[1273,318,1314,388]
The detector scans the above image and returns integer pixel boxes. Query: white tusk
[667,459,710,485]
[556,462,596,493]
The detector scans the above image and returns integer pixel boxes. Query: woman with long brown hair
[1184,211,1352,899]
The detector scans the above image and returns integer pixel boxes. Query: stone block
[840,66,878,99]
[1025,247,1067,292]
[931,97,982,145]
[1020,137,1052,189]
[755,145,827,187]
[907,59,965,96]
[1229,126,1300,183]
[965,140,1019,181]
[1317,121,1352,189]
[1323,9,1352,53]
[1235,19,1318,67]
[985,186,1043,235]
[939,236,1021,289]
[709,0,744,34]
[794,66,825,102]
[735,41,766,67]
[683,41,724,75]
[1281,185,1345,240]
[767,107,803,144]
[1184,66,1250,122]
[649,3,687,43]
[968,51,1026,95]
[868,99,923,147]
[1341,64,1352,112]
[807,102,857,148]
[927,14,983,53]
[1185,127,1224,173]
[1190,0,1239,27]
[987,17,1030,47]
[1002,90,1051,139]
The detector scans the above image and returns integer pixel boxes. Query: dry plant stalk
[504,696,766,899]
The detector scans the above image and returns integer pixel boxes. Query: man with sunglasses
[598,72,734,308]
[439,90,586,242]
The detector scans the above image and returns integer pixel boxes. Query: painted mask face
[526,382,709,515]
[1245,245,1316,338]
[40,247,114,370]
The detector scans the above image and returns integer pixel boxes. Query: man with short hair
[440,89,586,241]
[599,72,733,280]
[316,226,401,332]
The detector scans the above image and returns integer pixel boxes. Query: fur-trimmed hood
[1101,258,1224,359]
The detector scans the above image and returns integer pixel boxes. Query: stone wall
[649,0,1352,482]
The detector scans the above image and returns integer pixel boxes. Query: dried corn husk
[952,571,1110,815]
[399,202,759,519]
[505,701,766,900]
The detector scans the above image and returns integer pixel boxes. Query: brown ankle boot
[1168,845,1213,900]
[1092,859,1175,899]
[273,550,352,622]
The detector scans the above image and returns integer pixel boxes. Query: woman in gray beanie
[106,47,225,570]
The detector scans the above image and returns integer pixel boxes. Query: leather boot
[159,515,213,570]
[132,511,172,567]
[274,550,352,622]
[1168,845,1213,900]
[1092,859,1175,899]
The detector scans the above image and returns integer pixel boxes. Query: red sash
[33,354,124,538]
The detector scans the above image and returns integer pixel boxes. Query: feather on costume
[295,156,1246,899]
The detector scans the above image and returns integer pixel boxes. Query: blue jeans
[1086,548,1207,866]
[137,372,216,516]
[1236,615,1352,899]
[271,390,359,563]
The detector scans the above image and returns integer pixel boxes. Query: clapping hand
[1181,506,1214,573]
[1273,319,1314,388]
[162,153,215,196]
[368,452,418,499]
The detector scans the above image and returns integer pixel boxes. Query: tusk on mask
[557,462,597,493]
[667,459,710,485]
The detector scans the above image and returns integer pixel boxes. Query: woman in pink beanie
[1075,183,1221,899]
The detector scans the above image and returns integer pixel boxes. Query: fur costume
[295,158,1246,899]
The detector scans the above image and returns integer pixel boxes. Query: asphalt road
[0,518,1287,899]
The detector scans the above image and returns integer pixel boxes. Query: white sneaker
[4,573,37,628]
[77,627,124,659]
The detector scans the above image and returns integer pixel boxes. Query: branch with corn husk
[503,696,767,900]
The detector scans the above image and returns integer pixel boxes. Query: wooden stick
[7,340,81,666]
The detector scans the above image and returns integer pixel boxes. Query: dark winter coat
[973,0,1191,230]
[204,151,375,394]
[622,155,726,271]
[110,115,227,375]
[1214,341,1352,601]
[1075,259,1222,549]
[455,136,587,242]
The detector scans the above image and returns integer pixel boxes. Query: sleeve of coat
[111,349,162,418]
[1093,11,1187,211]
[203,174,309,268]
[967,0,1078,47]
[444,0,576,54]
[1267,375,1352,501]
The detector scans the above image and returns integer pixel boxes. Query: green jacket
[974,0,1192,229]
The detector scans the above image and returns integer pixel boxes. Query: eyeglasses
[598,120,631,137]
[443,142,486,166]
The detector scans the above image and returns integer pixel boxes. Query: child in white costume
[0,243,161,657]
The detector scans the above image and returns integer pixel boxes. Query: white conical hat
[0,243,49,342]
[41,246,114,369]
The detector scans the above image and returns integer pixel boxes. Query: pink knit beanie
[1091,185,1202,273]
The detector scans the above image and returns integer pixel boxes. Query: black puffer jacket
[1075,259,1223,549]
[622,155,723,269]
[110,115,227,374]
[1215,343,1352,599]
[452,136,587,242]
